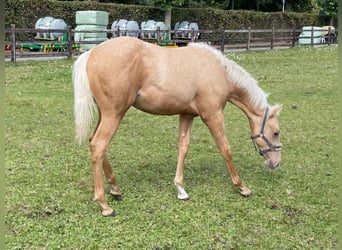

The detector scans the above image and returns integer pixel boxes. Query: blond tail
[72,51,95,144]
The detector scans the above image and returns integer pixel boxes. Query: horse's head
[251,104,282,169]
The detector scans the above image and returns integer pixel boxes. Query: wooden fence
[5,25,338,62]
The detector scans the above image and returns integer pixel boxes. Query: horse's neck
[228,87,266,132]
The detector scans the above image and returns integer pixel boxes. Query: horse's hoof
[178,195,190,201]
[112,194,122,201]
[239,188,252,197]
[175,182,189,200]
[102,209,116,217]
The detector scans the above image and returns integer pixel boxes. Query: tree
[151,0,185,29]
[255,0,275,11]
[317,0,338,25]
[227,0,282,11]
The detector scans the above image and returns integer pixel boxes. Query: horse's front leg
[174,115,194,200]
[202,112,252,197]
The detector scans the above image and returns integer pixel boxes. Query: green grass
[5,46,338,249]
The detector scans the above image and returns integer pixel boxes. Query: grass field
[5,45,337,249]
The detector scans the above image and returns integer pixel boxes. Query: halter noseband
[251,106,282,155]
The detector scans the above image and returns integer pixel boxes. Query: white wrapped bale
[76,11,109,26]
[74,25,108,41]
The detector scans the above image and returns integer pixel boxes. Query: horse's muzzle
[265,159,280,169]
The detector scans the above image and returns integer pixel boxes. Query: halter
[251,106,282,155]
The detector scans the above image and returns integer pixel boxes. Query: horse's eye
[274,132,280,137]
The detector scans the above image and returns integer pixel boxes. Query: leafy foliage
[57,0,323,13]
[317,0,338,17]
[152,0,185,10]
[6,0,324,30]
[5,0,165,29]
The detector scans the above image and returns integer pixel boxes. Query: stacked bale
[74,10,109,51]
[35,17,67,40]
[298,26,324,45]
[111,19,140,38]
[174,21,200,39]
[141,20,169,40]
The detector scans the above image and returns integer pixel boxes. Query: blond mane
[188,42,268,109]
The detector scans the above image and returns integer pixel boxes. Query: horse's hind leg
[90,110,121,200]
[202,112,252,197]
[90,114,123,216]
[89,110,122,201]
[103,154,122,200]
[174,115,194,200]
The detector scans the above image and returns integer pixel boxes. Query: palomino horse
[73,37,282,216]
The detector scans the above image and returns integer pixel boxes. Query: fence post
[271,26,275,49]
[220,29,224,52]
[11,24,16,62]
[67,27,72,58]
[291,27,296,47]
[156,26,161,45]
[310,26,314,46]
[191,28,195,42]
[327,26,331,46]
[247,27,251,50]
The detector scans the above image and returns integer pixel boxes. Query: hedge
[5,0,165,29]
[5,0,323,30]
[172,8,322,30]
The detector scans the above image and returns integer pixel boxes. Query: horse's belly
[132,88,198,115]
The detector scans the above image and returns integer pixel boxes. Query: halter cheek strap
[251,106,282,155]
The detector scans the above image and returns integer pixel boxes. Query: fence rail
[5,25,338,62]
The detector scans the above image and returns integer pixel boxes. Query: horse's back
[86,37,230,116]
[88,37,144,75]
[88,37,226,85]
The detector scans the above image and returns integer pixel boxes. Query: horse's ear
[270,104,282,117]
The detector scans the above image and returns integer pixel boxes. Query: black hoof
[179,197,190,201]
[112,194,122,201]
[103,210,116,217]
[239,188,252,197]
